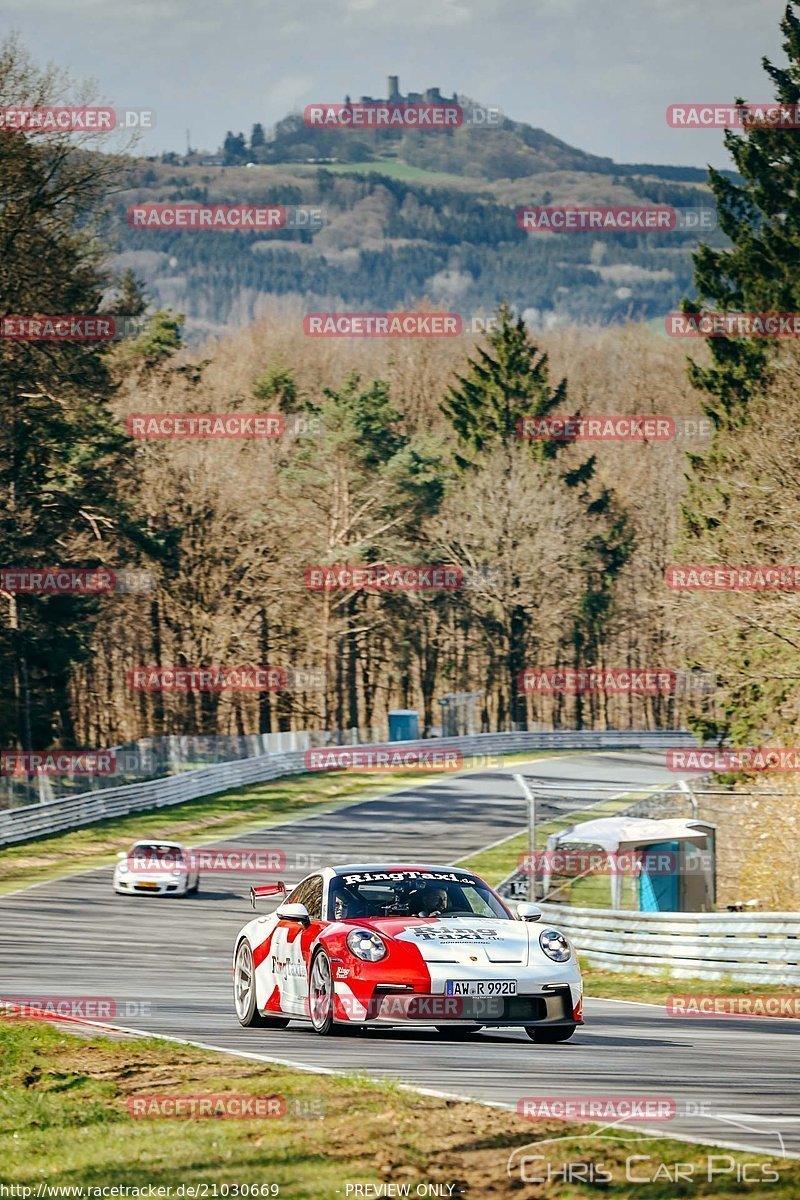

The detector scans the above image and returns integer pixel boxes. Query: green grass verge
[2,1019,796,1198]
[0,750,561,896]
[580,963,800,1006]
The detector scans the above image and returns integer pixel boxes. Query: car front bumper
[367,984,579,1025]
[333,974,582,1026]
[114,876,187,894]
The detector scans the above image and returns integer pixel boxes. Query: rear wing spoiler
[250,881,287,910]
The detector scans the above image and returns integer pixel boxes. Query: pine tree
[0,37,149,751]
[441,305,630,729]
[254,364,300,411]
[223,131,247,164]
[119,311,183,366]
[108,269,148,318]
[441,302,566,468]
[681,1,800,543]
[677,3,800,739]
[685,2,800,426]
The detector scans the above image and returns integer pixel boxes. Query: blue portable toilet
[388,710,419,741]
[638,841,680,912]
[544,816,716,912]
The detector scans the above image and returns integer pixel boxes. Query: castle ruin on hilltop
[345,77,460,106]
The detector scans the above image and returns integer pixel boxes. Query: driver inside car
[332,889,366,920]
[416,884,449,916]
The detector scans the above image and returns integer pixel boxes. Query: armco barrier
[534,902,800,985]
[0,729,698,847]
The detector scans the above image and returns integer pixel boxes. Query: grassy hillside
[114,157,721,340]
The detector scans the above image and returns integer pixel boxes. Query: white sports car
[113,840,200,896]
[232,863,583,1040]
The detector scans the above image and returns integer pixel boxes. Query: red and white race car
[232,863,582,1040]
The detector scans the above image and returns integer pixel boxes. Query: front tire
[309,950,346,1036]
[525,1024,577,1043]
[234,940,289,1028]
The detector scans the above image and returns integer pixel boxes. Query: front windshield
[328,871,512,921]
[130,843,184,865]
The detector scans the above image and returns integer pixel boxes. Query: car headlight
[171,868,185,877]
[539,928,571,962]
[117,863,129,875]
[346,930,387,962]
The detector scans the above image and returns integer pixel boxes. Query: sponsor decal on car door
[266,920,311,1015]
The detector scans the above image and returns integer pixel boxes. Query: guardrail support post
[514,773,536,901]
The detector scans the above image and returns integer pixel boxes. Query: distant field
[292,159,483,186]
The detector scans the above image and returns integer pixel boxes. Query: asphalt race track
[1,751,798,1159]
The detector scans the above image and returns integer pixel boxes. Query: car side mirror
[116,851,128,859]
[276,902,310,924]
[516,902,542,921]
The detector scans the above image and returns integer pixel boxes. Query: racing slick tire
[525,1024,577,1043]
[309,949,350,1036]
[234,940,290,1028]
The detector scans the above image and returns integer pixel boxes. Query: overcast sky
[3,0,789,168]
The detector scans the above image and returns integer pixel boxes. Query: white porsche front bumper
[113,873,189,895]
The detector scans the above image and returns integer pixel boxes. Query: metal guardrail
[0,728,331,808]
[0,729,698,847]
[534,903,800,985]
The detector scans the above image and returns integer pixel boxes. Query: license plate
[138,881,159,890]
[445,979,517,997]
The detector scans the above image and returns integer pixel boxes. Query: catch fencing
[0,728,697,847]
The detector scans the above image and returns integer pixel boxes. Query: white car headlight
[346,930,387,962]
[539,928,571,962]
[117,863,129,875]
[171,868,186,877]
